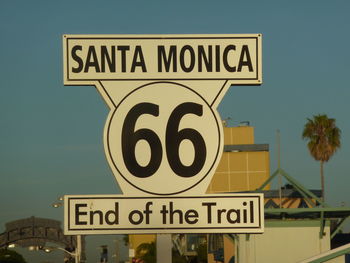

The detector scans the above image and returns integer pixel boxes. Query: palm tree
[302,114,341,202]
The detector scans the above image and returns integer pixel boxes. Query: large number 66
[122,102,207,178]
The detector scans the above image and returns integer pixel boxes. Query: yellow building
[207,125,270,193]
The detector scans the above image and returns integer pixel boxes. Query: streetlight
[52,196,82,263]
[43,246,78,263]
[52,196,64,208]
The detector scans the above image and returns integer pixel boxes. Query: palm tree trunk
[320,161,325,204]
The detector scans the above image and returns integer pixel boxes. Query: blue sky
[1,0,350,262]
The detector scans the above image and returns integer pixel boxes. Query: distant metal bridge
[0,216,85,262]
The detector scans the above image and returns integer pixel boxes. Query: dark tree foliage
[0,249,27,263]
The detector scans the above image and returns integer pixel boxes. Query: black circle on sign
[106,81,222,195]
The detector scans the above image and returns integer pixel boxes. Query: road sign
[64,34,261,82]
[64,194,264,234]
[63,34,264,234]
[63,34,262,196]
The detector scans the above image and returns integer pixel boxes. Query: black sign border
[66,195,263,232]
[64,35,261,83]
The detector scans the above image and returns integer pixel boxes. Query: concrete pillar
[156,234,172,263]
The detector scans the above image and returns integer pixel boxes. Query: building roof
[224,144,269,152]
[262,188,322,199]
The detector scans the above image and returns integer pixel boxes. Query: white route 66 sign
[63,34,262,196]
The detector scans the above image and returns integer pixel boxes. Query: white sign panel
[64,194,264,234]
[63,34,262,196]
[64,35,261,82]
